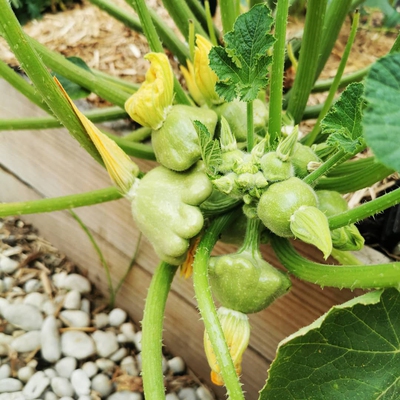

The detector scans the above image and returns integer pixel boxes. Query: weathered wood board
[0,79,364,399]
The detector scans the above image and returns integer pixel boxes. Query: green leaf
[323,82,365,153]
[259,289,400,400]
[363,53,400,172]
[193,120,222,176]
[53,56,92,100]
[208,4,274,102]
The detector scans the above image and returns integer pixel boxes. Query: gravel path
[0,217,214,400]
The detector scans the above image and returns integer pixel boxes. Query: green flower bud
[220,116,237,152]
[316,190,348,216]
[234,153,259,175]
[219,150,244,174]
[251,138,268,160]
[291,143,321,178]
[276,126,298,161]
[331,224,365,251]
[290,205,332,259]
[213,173,241,197]
[260,152,294,182]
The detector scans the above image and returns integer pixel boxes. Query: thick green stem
[268,0,289,143]
[123,126,152,142]
[0,106,128,130]
[204,1,217,46]
[326,156,376,177]
[316,162,394,193]
[93,70,139,93]
[0,60,51,113]
[331,249,363,266]
[192,212,245,400]
[304,11,360,146]
[103,132,155,160]
[314,0,352,80]
[286,0,327,124]
[128,0,191,105]
[160,0,208,40]
[141,262,178,399]
[271,236,400,289]
[219,0,240,34]
[0,187,122,217]
[0,1,102,164]
[312,66,370,93]
[328,186,400,230]
[29,38,129,108]
[185,0,220,42]
[247,101,254,151]
[238,218,262,257]
[303,149,347,185]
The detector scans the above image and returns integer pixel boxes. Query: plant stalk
[219,0,240,34]
[328,186,400,230]
[141,262,178,398]
[192,212,245,400]
[286,0,327,124]
[268,0,289,142]
[0,0,103,164]
[0,106,128,130]
[0,187,123,217]
[128,0,191,105]
[314,0,352,81]
[247,101,254,151]
[303,149,347,185]
[272,236,400,289]
[0,59,51,113]
[304,11,360,146]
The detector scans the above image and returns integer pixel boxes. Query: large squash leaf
[363,53,400,172]
[259,289,400,399]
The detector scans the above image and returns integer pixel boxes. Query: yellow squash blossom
[180,60,205,106]
[54,77,139,196]
[125,52,174,130]
[204,307,250,386]
[194,34,222,106]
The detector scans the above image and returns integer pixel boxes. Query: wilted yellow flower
[55,78,139,195]
[194,34,222,106]
[180,60,205,106]
[125,52,174,130]
[204,307,250,386]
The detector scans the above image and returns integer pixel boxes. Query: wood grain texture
[0,79,363,399]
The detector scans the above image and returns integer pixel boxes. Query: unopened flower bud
[55,78,139,195]
[125,53,173,130]
[180,60,205,106]
[290,206,332,259]
[220,116,237,152]
[194,35,222,105]
[331,224,365,251]
[213,173,240,196]
[276,126,298,161]
[204,307,250,386]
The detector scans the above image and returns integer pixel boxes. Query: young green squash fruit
[131,163,212,265]
[151,105,218,171]
[257,177,318,237]
[209,251,291,313]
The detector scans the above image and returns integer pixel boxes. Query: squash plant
[1,0,400,398]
